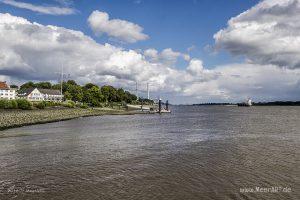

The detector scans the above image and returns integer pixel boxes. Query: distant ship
[238,98,252,107]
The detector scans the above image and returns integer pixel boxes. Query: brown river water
[0,106,299,199]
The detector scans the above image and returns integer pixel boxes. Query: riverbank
[0,107,133,131]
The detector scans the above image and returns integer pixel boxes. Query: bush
[11,100,18,109]
[45,101,61,107]
[0,99,18,109]
[80,103,89,109]
[63,100,75,108]
[16,99,32,110]
[35,101,46,109]
[4,100,12,109]
[0,99,7,109]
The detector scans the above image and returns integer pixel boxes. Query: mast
[60,62,64,96]
[135,81,138,99]
[147,82,150,100]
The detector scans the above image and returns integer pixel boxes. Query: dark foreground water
[0,106,299,200]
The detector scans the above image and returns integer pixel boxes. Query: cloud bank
[88,10,149,43]
[1,1,300,104]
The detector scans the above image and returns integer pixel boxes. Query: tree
[35,82,52,89]
[82,86,105,106]
[17,80,139,106]
[138,97,154,105]
[117,88,125,102]
[66,80,77,86]
[89,86,104,106]
[82,89,92,104]
[101,85,118,102]
[64,91,72,100]
[67,84,83,102]
[51,83,61,90]
[83,83,98,90]
[10,85,19,89]
[125,91,137,103]
[20,81,35,91]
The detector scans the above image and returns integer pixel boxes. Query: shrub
[0,99,7,109]
[11,100,18,109]
[63,100,75,108]
[4,100,12,109]
[80,103,89,109]
[36,101,46,109]
[45,101,61,107]
[0,99,18,109]
[16,99,32,110]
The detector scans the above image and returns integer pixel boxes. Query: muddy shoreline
[0,108,136,131]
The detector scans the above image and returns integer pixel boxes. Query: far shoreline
[190,101,300,106]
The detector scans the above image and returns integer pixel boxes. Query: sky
[0,0,300,104]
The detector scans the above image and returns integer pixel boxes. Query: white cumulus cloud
[144,48,190,66]
[214,0,300,69]
[88,10,149,43]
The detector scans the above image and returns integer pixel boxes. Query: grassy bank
[0,107,131,131]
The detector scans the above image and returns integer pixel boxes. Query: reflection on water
[0,106,299,199]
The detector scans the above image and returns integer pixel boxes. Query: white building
[0,81,16,100]
[18,88,63,102]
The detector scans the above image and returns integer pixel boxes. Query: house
[18,88,63,102]
[0,81,16,100]
[39,89,64,101]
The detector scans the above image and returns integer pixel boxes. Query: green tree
[10,85,18,89]
[83,83,98,90]
[89,86,104,106]
[82,86,104,106]
[35,82,52,89]
[101,85,118,102]
[82,89,92,104]
[124,91,137,103]
[66,84,83,102]
[20,81,35,91]
[66,80,77,86]
[51,83,61,90]
[116,88,125,102]
[17,80,139,106]
[64,91,72,100]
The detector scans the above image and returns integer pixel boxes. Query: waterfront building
[0,81,16,100]
[18,88,63,102]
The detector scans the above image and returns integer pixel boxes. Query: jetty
[126,98,171,114]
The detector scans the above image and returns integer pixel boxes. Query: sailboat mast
[135,81,138,99]
[61,62,63,96]
[147,82,150,100]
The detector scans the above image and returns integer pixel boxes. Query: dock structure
[126,98,171,114]
[158,98,162,113]
[166,100,169,111]
[157,98,171,114]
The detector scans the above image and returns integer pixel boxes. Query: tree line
[18,80,149,106]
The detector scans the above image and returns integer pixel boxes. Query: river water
[0,106,299,200]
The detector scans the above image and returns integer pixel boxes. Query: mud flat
[0,107,132,130]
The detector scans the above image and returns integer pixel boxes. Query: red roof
[0,81,9,90]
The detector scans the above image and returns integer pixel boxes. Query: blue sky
[0,0,259,68]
